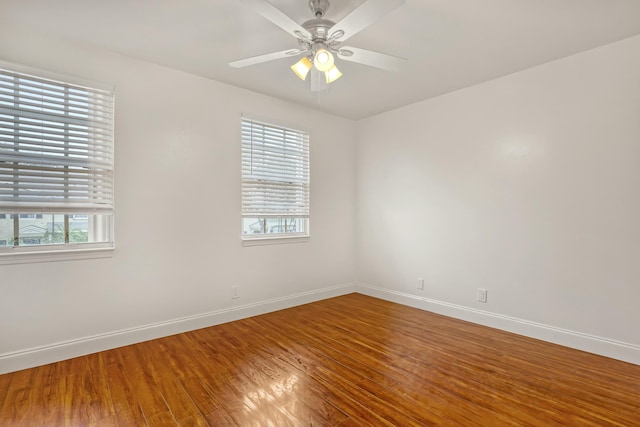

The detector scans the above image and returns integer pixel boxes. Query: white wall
[0,24,357,373]
[356,36,640,363]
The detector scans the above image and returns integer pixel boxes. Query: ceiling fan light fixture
[325,64,342,83]
[314,48,334,72]
[291,56,313,80]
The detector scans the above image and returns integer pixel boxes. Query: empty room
[1,0,639,425]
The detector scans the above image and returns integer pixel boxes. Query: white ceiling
[2,0,640,120]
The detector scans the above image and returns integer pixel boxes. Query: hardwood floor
[1,293,639,426]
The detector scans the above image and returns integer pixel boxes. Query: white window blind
[241,117,309,218]
[0,67,114,214]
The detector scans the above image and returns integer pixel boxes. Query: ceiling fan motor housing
[303,19,334,41]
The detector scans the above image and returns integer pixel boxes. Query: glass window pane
[0,214,14,246]
[0,213,114,247]
[69,214,89,243]
[20,214,65,246]
[242,217,306,237]
[243,218,264,235]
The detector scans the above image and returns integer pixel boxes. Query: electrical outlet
[231,286,239,299]
[477,288,487,303]
[417,277,424,290]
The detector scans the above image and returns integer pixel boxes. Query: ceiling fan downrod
[302,0,338,50]
[309,0,330,18]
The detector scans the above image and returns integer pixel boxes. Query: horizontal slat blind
[0,67,114,213]
[241,117,309,218]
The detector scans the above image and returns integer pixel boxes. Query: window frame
[240,115,310,245]
[0,61,115,263]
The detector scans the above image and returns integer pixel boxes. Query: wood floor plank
[307,295,640,425]
[281,396,349,426]
[355,295,640,424]
[272,301,578,424]
[0,374,10,426]
[215,322,376,425]
[126,338,206,425]
[1,293,639,426]
[30,363,65,426]
[239,317,438,426]
[103,356,149,427]
[253,308,513,424]
[114,344,177,425]
[0,367,39,427]
[177,376,231,426]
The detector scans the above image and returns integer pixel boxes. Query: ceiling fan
[230,0,406,92]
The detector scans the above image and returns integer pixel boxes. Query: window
[0,62,114,259]
[241,116,309,242]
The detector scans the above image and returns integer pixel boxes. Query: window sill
[242,235,310,247]
[0,245,114,265]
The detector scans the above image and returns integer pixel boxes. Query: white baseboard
[0,283,356,374]
[356,283,640,365]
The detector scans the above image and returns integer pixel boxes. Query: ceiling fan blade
[338,46,406,71]
[239,0,312,40]
[229,49,303,68]
[329,0,405,42]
